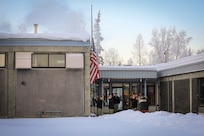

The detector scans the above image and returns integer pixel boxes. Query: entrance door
[123,84,130,110]
[112,88,123,111]
[112,83,130,111]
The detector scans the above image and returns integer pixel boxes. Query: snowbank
[0,110,204,136]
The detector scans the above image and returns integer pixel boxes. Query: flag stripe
[90,49,99,84]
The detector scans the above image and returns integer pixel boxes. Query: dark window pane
[148,86,155,105]
[49,54,65,67]
[32,54,48,67]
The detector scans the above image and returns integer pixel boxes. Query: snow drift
[0,110,204,136]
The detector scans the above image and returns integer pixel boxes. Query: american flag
[90,41,100,84]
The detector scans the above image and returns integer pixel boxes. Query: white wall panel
[66,53,84,69]
[15,52,32,69]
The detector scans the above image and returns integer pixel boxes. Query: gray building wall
[192,78,199,113]
[0,43,90,118]
[159,71,204,114]
[160,81,172,112]
[174,79,190,113]
[16,70,83,117]
[0,70,7,117]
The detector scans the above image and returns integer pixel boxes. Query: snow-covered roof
[155,53,204,71]
[156,53,204,77]
[0,33,90,42]
[0,33,90,47]
[99,53,204,79]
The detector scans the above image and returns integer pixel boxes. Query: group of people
[129,93,149,113]
[93,93,121,116]
[93,92,149,116]
[107,93,121,114]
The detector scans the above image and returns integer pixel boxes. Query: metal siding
[100,70,157,79]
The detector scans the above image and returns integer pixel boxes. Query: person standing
[96,96,103,116]
[130,93,138,111]
[91,97,97,114]
[108,94,114,114]
[113,93,120,113]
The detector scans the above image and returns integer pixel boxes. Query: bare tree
[197,49,204,54]
[104,48,123,66]
[94,11,104,65]
[127,58,133,66]
[172,31,192,60]
[132,34,148,65]
[149,27,192,64]
[18,23,27,33]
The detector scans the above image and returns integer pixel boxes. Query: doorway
[111,83,130,111]
[112,88,123,111]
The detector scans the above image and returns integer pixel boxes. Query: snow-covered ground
[1,110,204,136]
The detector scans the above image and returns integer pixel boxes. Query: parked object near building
[138,96,149,113]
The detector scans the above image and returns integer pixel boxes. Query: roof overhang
[156,53,204,77]
[99,66,157,79]
[99,53,204,79]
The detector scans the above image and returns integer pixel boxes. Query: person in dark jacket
[130,93,138,111]
[91,97,97,114]
[92,97,96,107]
[108,94,114,114]
[138,96,149,113]
[96,96,103,116]
[113,93,120,113]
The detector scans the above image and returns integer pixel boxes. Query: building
[0,33,91,118]
[157,53,204,114]
[95,53,204,114]
[0,32,204,118]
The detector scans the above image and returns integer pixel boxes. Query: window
[32,53,65,68]
[0,53,5,67]
[199,78,204,106]
[49,54,65,67]
[147,85,155,106]
[32,54,48,67]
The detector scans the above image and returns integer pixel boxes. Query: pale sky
[1,0,204,63]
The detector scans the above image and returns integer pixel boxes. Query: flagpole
[91,4,95,114]
[90,5,100,115]
[91,5,93,48]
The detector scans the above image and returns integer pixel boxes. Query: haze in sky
[0,0,204,62]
